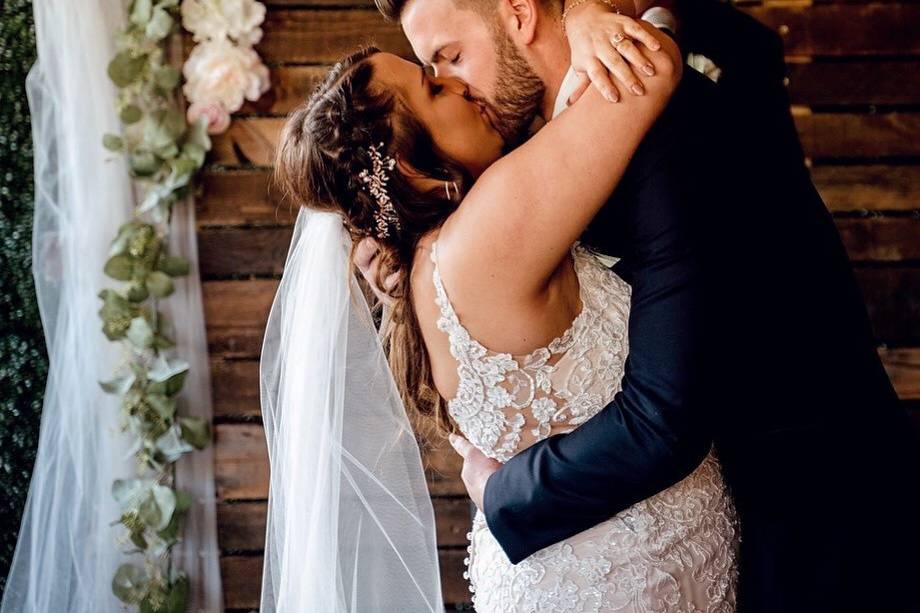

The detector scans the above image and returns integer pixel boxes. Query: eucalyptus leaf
[120,104,143,124]
[104,254,134,281]
[126,316,155,349]
[130,0,153,26]
[163,576,189,613]
[103,133,124,151]
[108,51,146,88]
[155,425,195,462]
[146,393,176,421]
[185,115,211,152]
[154,141,179,160]
[146,270,174,297]
[145,7,174,41]
[154,65,180,90]
[178,416,210,449]
[112,563,147,604]
[158,255,189,277]
[130,149,160,176]
[109,222,136,256]
[137,492,163,531]
[151,484,177,530]
[148,356,189,383]
[113,478,149,507]
[174,489,193,512]
[153,333,176,350]
[99,289,135,340]
[181,143,206,168]
[127,282,150,303]
[99,373,136,395]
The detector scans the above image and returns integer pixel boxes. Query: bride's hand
[563,0,665,103]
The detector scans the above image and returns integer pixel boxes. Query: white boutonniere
[686,53,722,83]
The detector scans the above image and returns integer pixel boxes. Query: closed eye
[428,79,443,97]
[450,53,461,65]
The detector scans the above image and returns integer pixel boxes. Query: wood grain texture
[214,423,465,500]
[207,113,920,167]
[200,2,920,609]
[257,9,411,64]
[196,166,920,228]
[220,549,472,608]
[217,498,473,551]
[745,3,920,57]
[198,217,920,279]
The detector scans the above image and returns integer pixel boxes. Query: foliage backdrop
[0,0,43,600]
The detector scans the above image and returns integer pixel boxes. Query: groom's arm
[482,75,715,564]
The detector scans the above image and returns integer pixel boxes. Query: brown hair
[376,0,558,23]
[273,47,471,439]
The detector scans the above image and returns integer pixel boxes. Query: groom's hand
[448,433,501,511]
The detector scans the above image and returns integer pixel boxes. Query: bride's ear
[395,157,442,194]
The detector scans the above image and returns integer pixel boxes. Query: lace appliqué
[430,241,740,612]
[430,241,630,462]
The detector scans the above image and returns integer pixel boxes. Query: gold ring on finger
[612,32,626,45]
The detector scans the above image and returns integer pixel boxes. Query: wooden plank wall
[195,1,920,610]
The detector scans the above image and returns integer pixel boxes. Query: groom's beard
[489,27,545,149]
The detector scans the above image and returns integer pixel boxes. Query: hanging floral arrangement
[99,1,269,610]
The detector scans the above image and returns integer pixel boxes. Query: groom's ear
[498,0,539,46]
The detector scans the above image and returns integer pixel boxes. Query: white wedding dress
[430,240,740,613]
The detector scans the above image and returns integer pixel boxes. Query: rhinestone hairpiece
[358,142,400,239]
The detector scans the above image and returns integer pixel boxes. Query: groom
[365,0,920,610]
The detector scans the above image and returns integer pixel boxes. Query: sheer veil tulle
[258,207,444,611]
[2,0,222,610]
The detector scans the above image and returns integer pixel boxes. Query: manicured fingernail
[651,41,661,50]
[644,64,655,76]
[632,83,644,95]
[605,91,618,102]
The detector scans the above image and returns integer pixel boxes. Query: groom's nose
[433,76,470,98]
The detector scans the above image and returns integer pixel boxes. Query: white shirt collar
[552,66,581,119]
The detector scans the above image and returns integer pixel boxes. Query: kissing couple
[258,0,920,611]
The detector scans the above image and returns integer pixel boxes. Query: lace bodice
[430,240,739,613]
[431,240,631,462]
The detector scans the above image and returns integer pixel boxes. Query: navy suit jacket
[482,3,919,611]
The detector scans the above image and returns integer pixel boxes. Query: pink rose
[187,100,232,134]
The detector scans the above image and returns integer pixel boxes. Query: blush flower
[180,0,266,46]
[182,38,270,112]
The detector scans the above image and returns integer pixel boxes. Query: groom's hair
[376,0,557,23]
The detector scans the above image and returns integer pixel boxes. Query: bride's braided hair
[274,46,470,438]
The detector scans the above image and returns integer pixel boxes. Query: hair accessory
[359,142,400,238]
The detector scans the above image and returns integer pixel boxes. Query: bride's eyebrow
[428,45,447,66]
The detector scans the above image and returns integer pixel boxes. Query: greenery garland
[99,2,207,610]
[97,0,268,609]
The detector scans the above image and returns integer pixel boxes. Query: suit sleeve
[481,91,714,564]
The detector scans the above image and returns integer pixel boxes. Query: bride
[259,18,738,613]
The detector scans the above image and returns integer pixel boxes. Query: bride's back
[410,230,632,461]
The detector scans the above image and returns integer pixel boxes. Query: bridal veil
[258,207,443,611]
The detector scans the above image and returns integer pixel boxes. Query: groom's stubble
[487,20,546,149]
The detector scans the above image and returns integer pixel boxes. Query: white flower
[181,0,266,46]
[686,53,722,84]
[187,100,232,134]
[182,38,270,112]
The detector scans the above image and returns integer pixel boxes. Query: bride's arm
[438,21,680,303]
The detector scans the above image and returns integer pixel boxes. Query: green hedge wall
[0,0,45,599]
